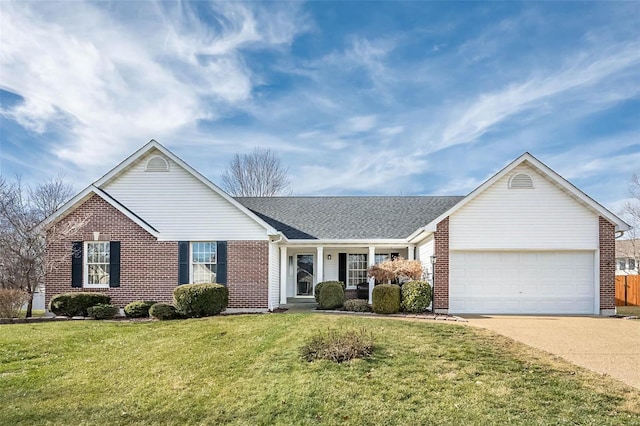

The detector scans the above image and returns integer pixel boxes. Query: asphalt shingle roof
[236,196,465,240]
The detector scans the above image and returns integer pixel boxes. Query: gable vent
[509,173,534,189]
[145,156,169,172]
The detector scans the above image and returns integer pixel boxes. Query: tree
[220,147,291,197]
[0,175,87,317]
[619,171,640,269]
[368,257,423,284]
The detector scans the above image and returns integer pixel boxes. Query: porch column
[316,246,324,284]
[368,246,376,304]
[280,246,288,305]
[407,245,415,260]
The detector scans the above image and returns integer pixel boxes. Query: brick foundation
[433,217,449,312]
[599,217,615,312]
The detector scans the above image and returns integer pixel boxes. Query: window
[617,258,627,270]
[85,242,110,286]
[348,254,368,287]
[629,259,636,271]
[375,253,389,264]
[191,242,217,283]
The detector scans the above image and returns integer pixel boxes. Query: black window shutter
[109,241,121,288]
[178,241,190,284]
[71,241,83,288]
[338,253,347,286]
[216,241,227,286]
[391,252,400,260]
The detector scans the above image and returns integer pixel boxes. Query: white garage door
[450,251,595,314]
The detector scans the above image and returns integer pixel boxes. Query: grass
[617,306,640,317]
[1,314,639,425]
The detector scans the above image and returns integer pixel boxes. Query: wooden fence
[615,275,640,306]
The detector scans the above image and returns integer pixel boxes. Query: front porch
[278,243,424,305]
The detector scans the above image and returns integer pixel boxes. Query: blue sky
[0,1,639,213]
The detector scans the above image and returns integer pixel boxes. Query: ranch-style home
[44,140,629,316]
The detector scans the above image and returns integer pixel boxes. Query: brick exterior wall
[433,217,449,311]
[46,195,271,310]
[227,240,269,309]
[599,216,615,311]
[45,195,178,308]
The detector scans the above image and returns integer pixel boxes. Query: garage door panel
[450,251,595,314]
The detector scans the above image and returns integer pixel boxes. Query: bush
[318,281,345,310]
[301,328,374,363]
[0,289,30,318]
[314,281,345,303]
[344,299,371,312]
[173,283,228,318]
[372,284,401,314]
[49,293,112,317]
[87,304,119,320]
[149,303,179,320]
[124,300,157,318]
[401,280,432,313]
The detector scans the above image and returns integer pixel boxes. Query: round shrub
[149,303,178,320]
[173,283,228,318]
[344,299,371,312]
[401,280,432,313]
[124,300,157,318]
[87,304,119,320]
[49,293,112,317]
[318,282,345,310]
[314,281,345,303]
[372,284,401,314]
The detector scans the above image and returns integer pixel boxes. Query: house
[616,239,639,275]
[44,140,630,316]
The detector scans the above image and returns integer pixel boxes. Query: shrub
[173,283,228,318]
[0,289,30,318]
[372,284,401,314]
[87,304,119,320]
[318,281,345,310]
[301,328,374,363]
[49,293,112,317]
[401,280,432,313]
[149,303,179,320]
[368,257,423,284]
[314,281,345,303]
[344,299,371,312]
[124,300,157,318]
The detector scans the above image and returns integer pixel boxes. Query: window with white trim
[348,254,368,287]
[191,242,217,283]
[629,259,636,270]
[617,258,627,271]
[85,241,110,286]
[375,253,389,264]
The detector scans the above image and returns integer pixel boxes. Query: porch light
[327,254,332,260]
[430,255,437,265]
[93,231,100,241]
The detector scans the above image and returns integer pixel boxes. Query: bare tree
[0,175,87,317]
[221,148,291,197]
[619,172,640,270]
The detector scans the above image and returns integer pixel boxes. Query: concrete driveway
[463,315,640,389]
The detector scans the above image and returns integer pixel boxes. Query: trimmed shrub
[372,284,401,314]
[318,281,345,310]
[401,280,432,313]
[124,300,157,318]
[149,303,178,320]
[314,281,345,303]
[344,299,372,313]
[0,289,30,318]
[49,293,111,317]
[87,304,119,320]
[301,328,374,363]
[173,283,228,318]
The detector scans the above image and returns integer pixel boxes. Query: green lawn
[617,306,640,317]
[1,314,638,425]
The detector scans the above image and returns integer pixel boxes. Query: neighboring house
[43,141,630,316]
[616,239,639,275]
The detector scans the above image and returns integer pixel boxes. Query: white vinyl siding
[102,149,268,241]
[449,164,599,251]
[449,251,596,314]
[416,235,434,279]
[269,242,280,310]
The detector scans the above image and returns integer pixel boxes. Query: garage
[449,251,596,314]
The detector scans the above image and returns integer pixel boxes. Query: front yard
[1,314,639,425]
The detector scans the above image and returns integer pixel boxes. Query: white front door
[296,254,314,297]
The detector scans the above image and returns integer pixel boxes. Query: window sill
[83,285,110,289]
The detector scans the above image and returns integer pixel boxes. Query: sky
[0,1,639,215]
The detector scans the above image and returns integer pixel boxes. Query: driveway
[463,316,640,389]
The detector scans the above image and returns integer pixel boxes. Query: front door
[296,254,314,296]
